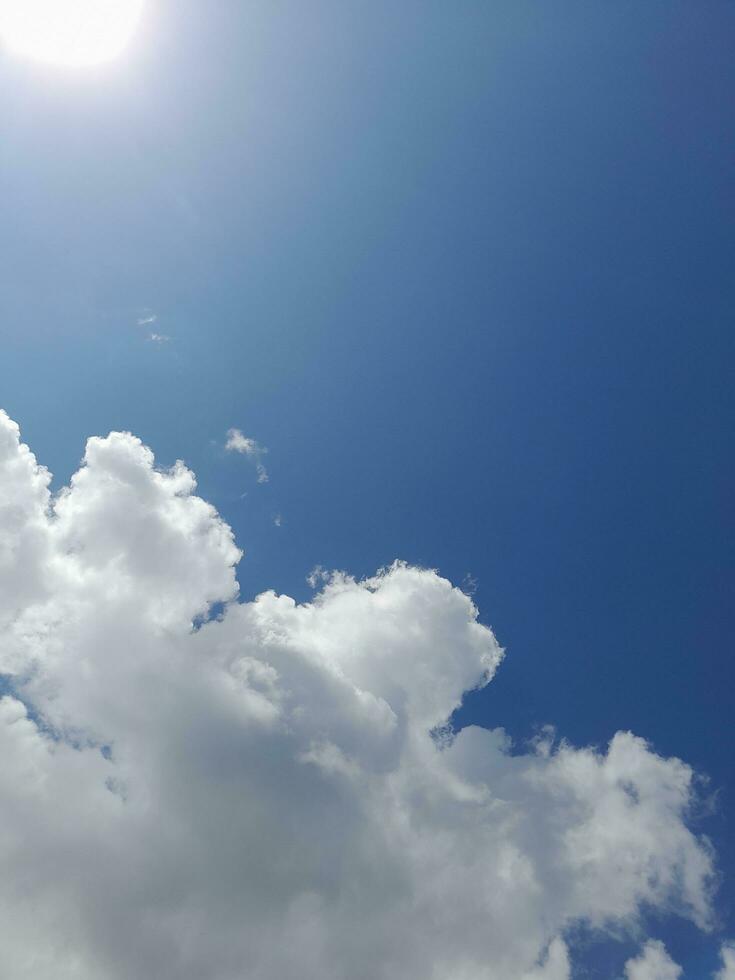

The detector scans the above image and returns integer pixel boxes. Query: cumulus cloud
[226,426,268,482]
[624,941,682,980]
[0,409,726,980]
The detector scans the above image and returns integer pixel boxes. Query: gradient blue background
[1,2,733,974]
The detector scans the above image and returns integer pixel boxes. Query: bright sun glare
[0,0,145,67]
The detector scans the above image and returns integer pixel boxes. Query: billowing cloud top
[0,409,728,979]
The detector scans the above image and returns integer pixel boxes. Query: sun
[0,0,145,68]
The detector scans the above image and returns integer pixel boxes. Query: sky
[0,2,734,978]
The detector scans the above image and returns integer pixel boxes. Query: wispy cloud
[137,312,158,326]
[225,428,269,483]
[147,333,171,344]
[306,565,330,588]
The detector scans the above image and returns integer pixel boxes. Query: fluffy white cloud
[226,426,268,482]
[624,941,682,980]
[0,410,725,979]
[716,944,735,980]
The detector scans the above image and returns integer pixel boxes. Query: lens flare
[0,0,145,68]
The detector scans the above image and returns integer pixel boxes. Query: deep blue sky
[1,2,733,973]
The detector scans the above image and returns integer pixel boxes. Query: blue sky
[1,2,734,977]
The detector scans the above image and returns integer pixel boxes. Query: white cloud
[521,938,570,980]
[624,941,682,980]
[147,332,171,344]
[137,312,157,326]
[226,427,268,483]
[307,564,329,588]
[0,409,724,980]
[716,944,735,980]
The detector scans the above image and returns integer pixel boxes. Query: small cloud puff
[624,940,682,980]
[226,427,268,483]
[716,944,735,980]
[306,564,330,588]
[147,333,171,344]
